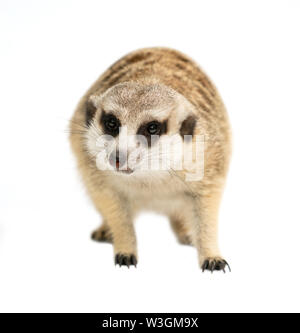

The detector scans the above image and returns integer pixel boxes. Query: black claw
[205,260,209,271]
[123,256,130,267]
[130,255,137,267]
[115,253,137,268]
[202,258,230,273]
[223,260,231,272]
[210,260,216,272]
[118,255,124,266]
[201,259,209,272]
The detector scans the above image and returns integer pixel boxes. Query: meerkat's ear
[180,115,196,139]
[85,95,100,126]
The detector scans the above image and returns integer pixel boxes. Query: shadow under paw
[115,253,137,268]
[201,257,231,273]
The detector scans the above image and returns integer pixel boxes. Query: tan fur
[69,47,231,271]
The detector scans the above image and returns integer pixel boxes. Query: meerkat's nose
[109,150,126,169]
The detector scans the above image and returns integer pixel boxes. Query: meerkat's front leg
[193,188,230,272]
[91,188,137,267]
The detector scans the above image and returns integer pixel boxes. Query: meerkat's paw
[115,253,137,268]
[91,225,113,243]
[201,257,231,273]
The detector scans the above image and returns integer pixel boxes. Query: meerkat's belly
[135,194,185,215]
[124,186,188,216]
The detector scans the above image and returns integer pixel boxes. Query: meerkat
[69,47,231,272]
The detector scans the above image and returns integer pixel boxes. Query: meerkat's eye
[105,117,118,131]
[137,120,167,146]
[147,121,160,135]
[100,112,120,137]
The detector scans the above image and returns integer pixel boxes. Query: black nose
[109,150,126,169]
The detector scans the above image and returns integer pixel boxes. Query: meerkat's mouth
[111,159,134,175]
[114,164,134,175]
[118,168,134,175]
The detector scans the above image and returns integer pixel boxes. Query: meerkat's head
[84,82,197,178]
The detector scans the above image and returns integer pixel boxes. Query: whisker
[69,118,89,130]
[66,130,87,135]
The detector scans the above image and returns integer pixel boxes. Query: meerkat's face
[84,82,197,178]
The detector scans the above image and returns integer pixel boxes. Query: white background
[1,0,300,313]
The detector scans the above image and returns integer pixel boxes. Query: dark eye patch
[100,111,121,137]
[137,120,168,146]
[180,115,196,140]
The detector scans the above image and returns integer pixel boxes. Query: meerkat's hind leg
[170,217,193,246]
[91,222,113,243]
